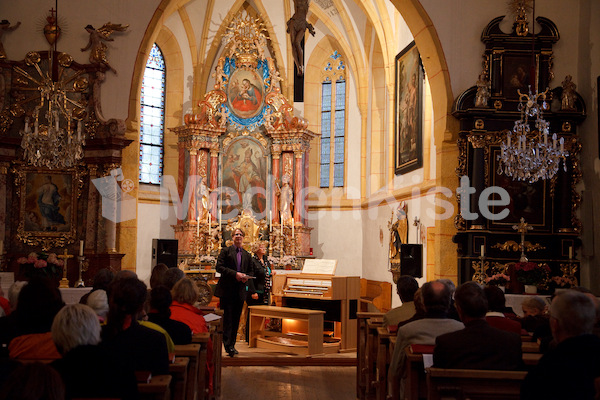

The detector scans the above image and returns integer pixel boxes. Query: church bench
[357,312,385,400]
[404,345,434,400]
[138,374,172,400]
[174,342,207,400]
[204,309,223,400]
[169,356,189,400]
[426,368,527,400]
[374,326,396,400]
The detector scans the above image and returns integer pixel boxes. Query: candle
[569,246,573,259]
[480,244,485,257]
[292,218,295,238]
[79,240,84,257]
[218,210,222,226]
[196,216,200,237]
[208,213,211,236]
[270,211,272,232]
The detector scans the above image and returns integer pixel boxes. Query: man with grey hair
[388,280,464,398]
[521,290,600,400]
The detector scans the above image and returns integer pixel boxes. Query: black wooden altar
[451,15,586,288]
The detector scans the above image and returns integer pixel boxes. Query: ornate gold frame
[13,165,85,251]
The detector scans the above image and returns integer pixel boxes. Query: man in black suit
[433,281,523,370]
[215,228,253,357]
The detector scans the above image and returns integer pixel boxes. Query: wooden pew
[357,312,385,400]
[426,368,527,400]
[374,326,396,400]
[404,344,434,400]
[174,342,207,400]
[138,374,172,400]
[206,309,223,400]
[169,356,189,400]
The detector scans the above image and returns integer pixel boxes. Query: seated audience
[0,281,28,355]
[438,278,460,321]
[79,268,114,305]
[170,277,208,334]
[150,263,169,290]
[520,296,551,342]
[6,277,64,360]
[138,299,175,354]
[397,287,425,328]
[433,281,523,370]
[51,304,138,400]
[0,283,9,317]
[7,281,28,312]
[163,267,185,290]
[521,290,600,400]
[483,285,521,334]
[102,276,169,376]
[388,280,464,399]
[85,289,109,323]
[571,286,600,335]
[0,362,65,400]
[383,275,418,328]
[148,285,192,344]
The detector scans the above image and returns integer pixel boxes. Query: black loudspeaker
[152,239,179,269]
[400,244,423,278]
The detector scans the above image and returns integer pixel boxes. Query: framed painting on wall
[15,167,80,250]
[394,41,424,175]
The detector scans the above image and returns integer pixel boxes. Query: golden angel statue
[81,23,129,74]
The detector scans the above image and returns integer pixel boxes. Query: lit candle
[480,244,485,257]
[559,137,564,152]
[79,240,84,257]
[569,246,573,259]
[292,218,295,238]
[196,216,200,237]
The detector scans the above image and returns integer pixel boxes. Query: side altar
[171,15,317,268]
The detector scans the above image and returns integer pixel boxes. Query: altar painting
[227,68,265,119]
[222,138,267,218]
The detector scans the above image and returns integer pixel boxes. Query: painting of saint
[222,139,267,217]
[23,172,72,232]
[394,42,423,174]
[227,68,264,119]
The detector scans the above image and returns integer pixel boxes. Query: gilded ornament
[561,122,571,132]
[494,100,502,110]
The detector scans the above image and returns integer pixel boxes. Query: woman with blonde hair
[170,277,208,334]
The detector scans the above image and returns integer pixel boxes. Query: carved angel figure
[81,23,129,74]
[0,20,21,59]
[475,72,491,108]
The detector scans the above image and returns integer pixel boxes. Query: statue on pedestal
[277,174,294,224]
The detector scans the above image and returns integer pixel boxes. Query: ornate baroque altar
[172,15,317,267]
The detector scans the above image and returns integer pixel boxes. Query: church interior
[0,0,599,398]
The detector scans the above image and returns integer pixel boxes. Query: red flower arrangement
[515,262,550,287]
[17,252,64,280]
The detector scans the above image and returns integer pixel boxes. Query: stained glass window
[139,44,165,184]
[320,51,346,188]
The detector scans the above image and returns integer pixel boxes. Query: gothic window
[139,43,165,184]
[320,50,346,188]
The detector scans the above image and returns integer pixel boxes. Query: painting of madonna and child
[227,68,265,120]
[222,139,267,219]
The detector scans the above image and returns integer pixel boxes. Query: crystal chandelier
[17,8,86,169]
[497,88,567,183]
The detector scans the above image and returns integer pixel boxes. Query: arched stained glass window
[139,43,165,184]
[320,50,346,188]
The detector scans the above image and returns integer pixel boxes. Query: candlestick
[480,244,485,257]
[569,246,573,259]
[79,240,84,257]
[196,216,200,237]
[219,210,222,226]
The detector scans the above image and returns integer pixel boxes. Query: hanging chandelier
[17,7,86,169]
[497,87,567,183]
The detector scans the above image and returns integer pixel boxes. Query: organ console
[271,263,360,351]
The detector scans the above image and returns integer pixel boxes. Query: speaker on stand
[152,239,179,269]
